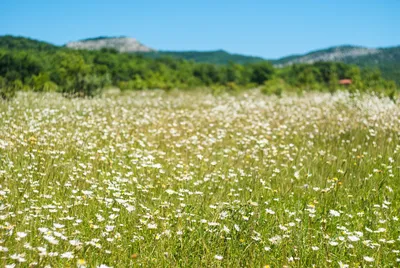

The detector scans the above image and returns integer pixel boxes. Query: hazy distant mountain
[66,36,154,53]
[272,45,380,65]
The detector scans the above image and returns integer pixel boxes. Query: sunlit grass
[0,90,399,267]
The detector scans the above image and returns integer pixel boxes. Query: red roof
[339,79,352,85]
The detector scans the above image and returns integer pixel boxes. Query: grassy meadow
[0,90,399,267]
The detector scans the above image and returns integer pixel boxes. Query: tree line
[0,45,397,99]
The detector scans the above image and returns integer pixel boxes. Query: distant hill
[270,45,400,84]
[143,50,265,64]
[0,35,58,51]
[146,45,400,84]
[339,46,400,84]
[272,45,380,65]
[66,36,154,53]
[0,35,399,84]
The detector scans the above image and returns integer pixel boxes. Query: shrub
[118,75,147,91]
[62,74,111,97]
[384,81,398,101]
[0,77,22,100]
[261,77,289,97]
[211,84,226,96]
[31,73,58,92]
[225,82,240,93]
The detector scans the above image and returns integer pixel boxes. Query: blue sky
[0,0,399,58]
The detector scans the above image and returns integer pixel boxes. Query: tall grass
[0,90,399,267]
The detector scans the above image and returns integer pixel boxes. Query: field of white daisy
[0,90,399,267]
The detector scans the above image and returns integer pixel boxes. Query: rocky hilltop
[274,45,380,66]
[66,36,154,52]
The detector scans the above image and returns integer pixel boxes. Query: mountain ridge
[271,45,380,65]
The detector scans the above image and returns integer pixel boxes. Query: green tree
[298,66,317,90]
[31,73,58,92]
[328,65,338,94]
[249,62,275,84]
[346,66,363,91]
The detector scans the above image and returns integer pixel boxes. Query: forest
[0,36,397,99]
